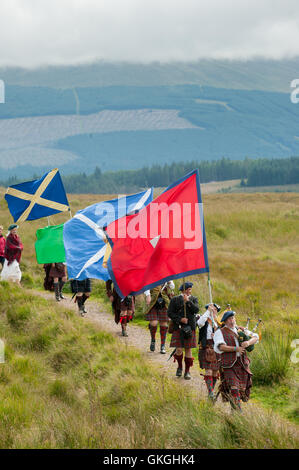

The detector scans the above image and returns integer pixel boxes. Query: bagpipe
[236,317,262,352]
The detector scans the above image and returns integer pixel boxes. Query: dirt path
[37,290,215,400]
[35,290,299,429]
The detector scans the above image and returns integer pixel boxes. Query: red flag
[105,169,209,297]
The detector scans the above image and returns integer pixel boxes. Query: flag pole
[207,272,213,304]
[183,277,187,317]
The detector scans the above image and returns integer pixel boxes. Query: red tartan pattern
[170,329,197,348]
[198,339,220,370]
[145,308,169,323]
[220,327,251,371]
[220,358,252,402]
[220,327,238,367]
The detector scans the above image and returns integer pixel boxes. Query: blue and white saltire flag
[63,188,153,281]
[5,168,70,223]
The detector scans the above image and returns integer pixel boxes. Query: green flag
[35,224,65,264]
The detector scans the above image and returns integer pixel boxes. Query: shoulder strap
[222,326,239,340]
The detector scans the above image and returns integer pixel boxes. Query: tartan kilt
[71,278,91,293]
[170,328,197,348]
[145,307,169,323]
[120,296,135,312]
[198,339,220,371]
[49,263,66,278]
[220,358,252,402]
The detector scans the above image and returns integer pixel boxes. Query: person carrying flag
[71,278,92,317]
[213,310,259,411]
[106,280,135,337]
[0,224,23,285]
[167,282,199,380]
[144,280,175,354]
[43,262,67,302]
[197,303,221,401]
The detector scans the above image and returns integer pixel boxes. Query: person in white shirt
[213,310,259,411]
[197,303,221,401]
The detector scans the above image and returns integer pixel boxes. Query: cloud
[0,0,299,68]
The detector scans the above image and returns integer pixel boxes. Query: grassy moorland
[0,187,298,447]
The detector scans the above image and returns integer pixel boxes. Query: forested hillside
[2,157,298,194]
[1,84,299,179]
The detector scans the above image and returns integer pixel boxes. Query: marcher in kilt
[213,310,259,411]
[197,303,221,401]
[0,224,23,285]
[167,282,199,380]
[144,281,174,354]
[70,278,92,317]
[44,263,67,302]
[106,279,135,337]
[0,225,6,268]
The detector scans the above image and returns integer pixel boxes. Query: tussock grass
[0,282,298,449]
[0,191,299,445]
[251,332,292,385]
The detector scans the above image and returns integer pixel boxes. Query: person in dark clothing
[106,279,135,336]
[0,225,5,268]
[167,281,199,380]
[44,263,67,301]
[70,278,92,317]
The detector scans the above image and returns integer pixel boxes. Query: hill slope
[1,84,299,178]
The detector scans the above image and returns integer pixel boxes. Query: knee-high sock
[59,280,65,295]
[204,375,214,394]
[174,353,183,369]
[212,376,218,389]
[184,357,194,374]
[54,282,60,301]
[230,389,242,410]
[160,325,168,346]
[76,295,83,311]
[150,324,157,341]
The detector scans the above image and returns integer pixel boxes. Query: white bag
[0,259,22,282]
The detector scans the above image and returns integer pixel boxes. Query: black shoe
[160,345,166,354]
[150,340,156,352]
[184,371,191,380]
[176,367,183,377]
[122,329,128,337]
[60,294,65,300]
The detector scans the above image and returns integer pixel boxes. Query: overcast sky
[0,0,299,68]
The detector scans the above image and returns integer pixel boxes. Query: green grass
[0,282,298,448]
[0,189,299,445]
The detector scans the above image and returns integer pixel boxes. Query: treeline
[61,157,299,193]
[1,157,299,193]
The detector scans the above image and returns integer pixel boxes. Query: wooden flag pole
[207,273,213,304]
[183,277,187,317]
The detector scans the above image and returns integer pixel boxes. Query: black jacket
[167,294,199,331]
